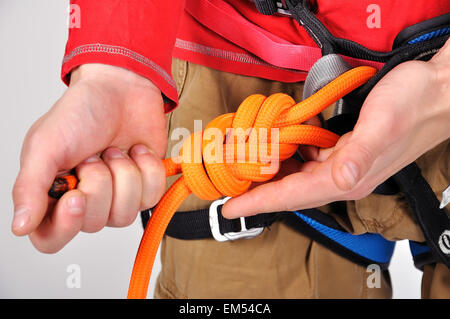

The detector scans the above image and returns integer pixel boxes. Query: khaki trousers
[154,58,450,299]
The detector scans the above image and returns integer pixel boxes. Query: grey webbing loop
[302,54,351,100]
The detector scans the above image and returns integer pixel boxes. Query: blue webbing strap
[290,211,437,271]
[294,212,395,265]
[409,241,434,270]
[408,27,450,44]
[282,210,395,269]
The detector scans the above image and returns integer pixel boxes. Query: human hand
[12,64,167,253]
[223,39,450,218]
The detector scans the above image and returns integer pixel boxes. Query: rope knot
[128,65,378,299]
[174,92,339,200]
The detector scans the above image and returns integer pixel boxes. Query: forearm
[63,0,186,112]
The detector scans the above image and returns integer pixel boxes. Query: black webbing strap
[141,205,392,269]
[392,163,450,268]
[141,206,281,240]
[352,36,448,102]
[410,241,436,271]
[284,0,450,61]
[392,12,450,49]
[284,0,398,58]
[254,0,277,15]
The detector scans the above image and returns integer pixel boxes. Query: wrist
[70,63,161,95]
[433,66,450,124]
[429,39,450,135]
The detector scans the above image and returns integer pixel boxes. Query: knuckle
[135,151,164,172]
[80,203,110,233]
[140,196,159,211]
[82,218,105,233]
[109,211,137,227]
[23,126,48,155]
[24,123,40,145]
[78,162,110,179]
[383,114,409,139]
[342,185,372,201]
[30,239,61,254]
[143,169,165,191]
[89,168,112,184]
[12,179,26,201]
[353,143,375,167]
[140,177,165,211]
[114,160,140,177]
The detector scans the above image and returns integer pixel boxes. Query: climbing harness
[49,1,450,299]
[254,0,450,269]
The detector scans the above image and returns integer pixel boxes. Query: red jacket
[62,0,450,112]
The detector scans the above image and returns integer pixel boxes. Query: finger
[28,189,86,253]
[102,147,142,227]
[298,161,320,173]
[330,124,387,191]
[272,157,310,180]
[75,155,113,233]
[222,160,343,218]
[315,131,353,162]
[297,115,322,161]
[129,144,166,210]
[247,158,304,192]
[297,145,319,161]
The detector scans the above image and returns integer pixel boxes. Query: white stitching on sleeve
[63,43,176,88]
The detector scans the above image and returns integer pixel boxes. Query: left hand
[222,39,450,219]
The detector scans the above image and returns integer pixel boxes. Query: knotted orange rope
[127,66,377,299]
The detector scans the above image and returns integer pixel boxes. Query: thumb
[12,105,102,235]
[330,136,383,192]
[12,134,59,236]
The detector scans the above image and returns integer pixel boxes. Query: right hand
[12,64,168,253]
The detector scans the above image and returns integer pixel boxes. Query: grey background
[0,0,422,298]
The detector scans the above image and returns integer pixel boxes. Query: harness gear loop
[126,66,377,299]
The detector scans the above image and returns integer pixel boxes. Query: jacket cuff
[61,44,178,112]
[61,0,185,113]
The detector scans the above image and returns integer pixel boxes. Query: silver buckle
[276,1,292,17]
[439,185,450,209]
[209,197,264,242]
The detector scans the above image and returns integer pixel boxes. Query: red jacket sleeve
[62,0,185,112]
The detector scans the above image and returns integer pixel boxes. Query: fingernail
[104,148,125,159]
[83,155,100,163]
[12,207,30,230]
[133,145,151,155]
[341,161,359,188]
[67,196,84,215]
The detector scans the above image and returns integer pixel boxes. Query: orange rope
[127,66,377,299]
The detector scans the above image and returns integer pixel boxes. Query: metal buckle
[276,1,292,17]
[209,197,264,242]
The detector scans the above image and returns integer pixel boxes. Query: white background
[0,0,423,298]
